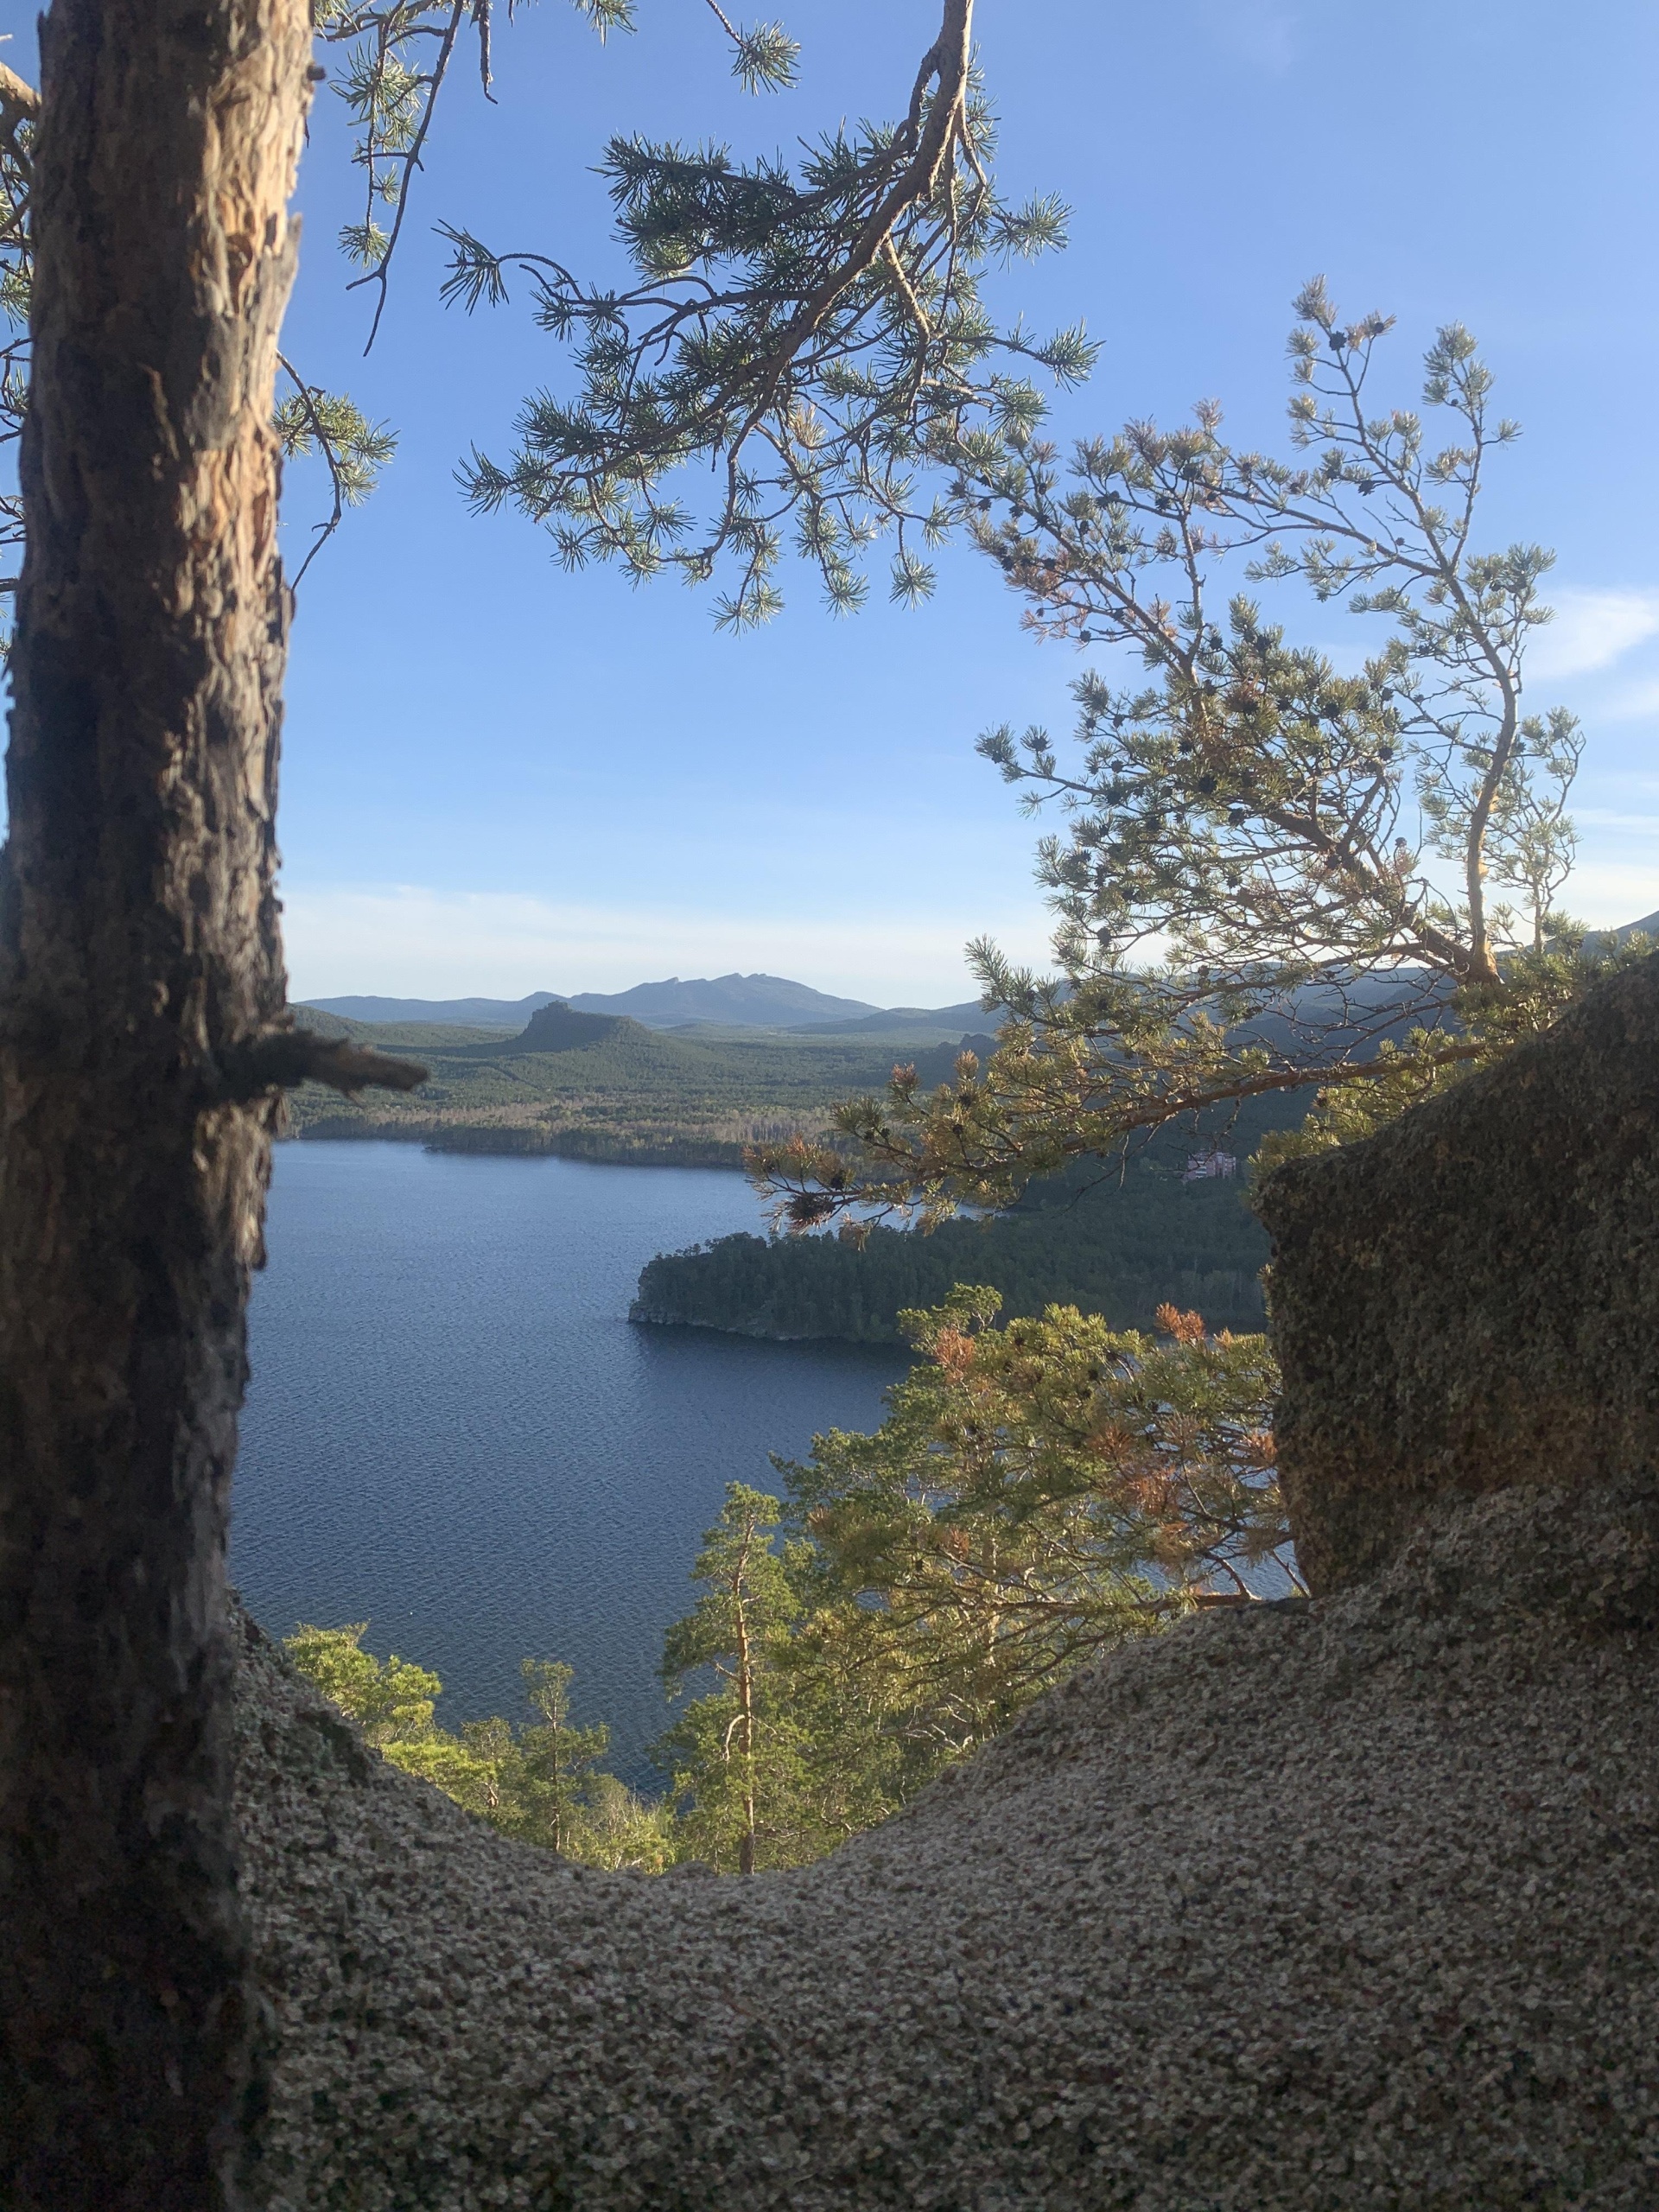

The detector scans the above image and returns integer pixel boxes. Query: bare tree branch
[220,1029,429,1102]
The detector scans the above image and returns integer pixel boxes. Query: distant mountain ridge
[304,972,982,1033]
[1582,910,1659,954]
[789,1000,986,1036]
[300,918,1659,1038]
[571,973,880,1027]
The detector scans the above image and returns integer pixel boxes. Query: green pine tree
[283,1623,442,1746]
[516,1659,613,1854]
[283,1625,663,1864]
[779,1289,1288,1755]
[658,1485,804,1874]
[754,286,1646,1230]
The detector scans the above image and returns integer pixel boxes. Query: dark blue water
[233,1142,907,1783]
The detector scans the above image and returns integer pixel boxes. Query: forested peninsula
[632,1116,1293,1343]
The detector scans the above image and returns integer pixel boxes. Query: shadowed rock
[508,1001,635,1052]
[1257,951,1659,1594]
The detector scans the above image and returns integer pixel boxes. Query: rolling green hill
[286,1003,988,1166]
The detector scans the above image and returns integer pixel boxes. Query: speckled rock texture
[238,1469,1659,2211]
[1256,952,1659,1594]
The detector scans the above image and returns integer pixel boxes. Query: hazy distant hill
[303,975,882,1030]
[303,973,985,1034]
[569,973,880,1027]
[304,992,555,1028]
[1581,910,1659,955]
[302,918,1658,1039]
[787,999,988,1037]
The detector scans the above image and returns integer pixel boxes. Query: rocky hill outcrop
[507,1001,638,1053]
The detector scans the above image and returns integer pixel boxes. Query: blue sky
[11,0,1659,1002]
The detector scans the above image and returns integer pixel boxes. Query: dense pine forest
[633,1107,1301,1342]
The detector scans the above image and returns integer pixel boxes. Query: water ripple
[233,1143,906,1783]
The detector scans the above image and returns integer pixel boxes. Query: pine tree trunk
[0,2,311,2202]
[734,1584,757,1877]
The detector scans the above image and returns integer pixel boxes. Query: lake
[232,1141,907,1784]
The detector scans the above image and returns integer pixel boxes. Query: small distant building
[1184,1147,1238,1184]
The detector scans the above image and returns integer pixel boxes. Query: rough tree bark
[0,3,315,2202]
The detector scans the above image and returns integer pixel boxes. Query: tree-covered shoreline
[637,1111,1300,1344]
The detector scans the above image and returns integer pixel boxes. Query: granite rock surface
[1256,952,1659,1593]
[238,1468,1659,2211]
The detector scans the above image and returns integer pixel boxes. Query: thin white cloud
[280,884,1054,1008]
[1574,809,1659,836]
[1560,860,1659,928]
[1529,589,1659,682]
[1599,676,1659,724]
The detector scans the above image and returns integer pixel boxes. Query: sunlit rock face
[238,1469,1659,2209]
[1258,952,1659,1595]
